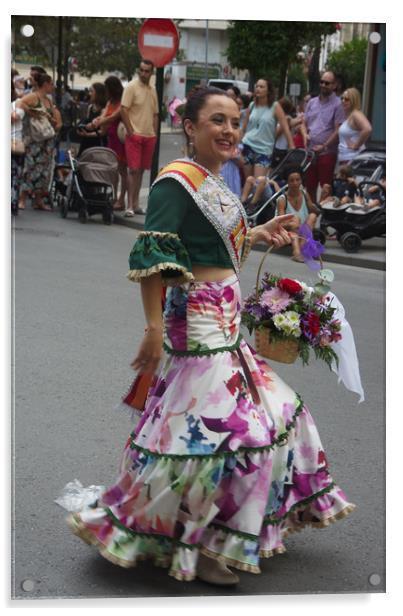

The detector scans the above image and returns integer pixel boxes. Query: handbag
[29,113,55,142]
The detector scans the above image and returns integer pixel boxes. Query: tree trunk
[279,63,288,98]
[308,43,321,96]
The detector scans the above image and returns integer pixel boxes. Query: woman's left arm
[305,189,320,213]
[274,104,295,149]
[349,111,372,149]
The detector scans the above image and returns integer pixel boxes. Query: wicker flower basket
[255,328,299,364]
[251,243,320,364]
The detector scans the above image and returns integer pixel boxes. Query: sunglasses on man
[320,80,334,86]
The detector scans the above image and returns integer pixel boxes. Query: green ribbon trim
[262,481,336,526]
[104,507,200,551]
[163,334,243,357]
[129,395,304,460]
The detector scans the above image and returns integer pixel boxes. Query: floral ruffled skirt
[68,274,355,581]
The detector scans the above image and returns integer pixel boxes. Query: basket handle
[255,245,275,301]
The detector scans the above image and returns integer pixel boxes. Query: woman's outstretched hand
[252,214,295,247]
[131,327,164,376]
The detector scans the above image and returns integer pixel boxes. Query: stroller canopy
[77,147,119,186]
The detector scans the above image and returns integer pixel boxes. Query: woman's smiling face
[184,94,241,173]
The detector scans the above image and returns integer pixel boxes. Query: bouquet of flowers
[241,270,342,368]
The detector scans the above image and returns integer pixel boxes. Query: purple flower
[299,224,325,271]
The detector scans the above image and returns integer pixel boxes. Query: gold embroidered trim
[200,546,261,574]
[68,513,171,570]
[240,227,253,267]
[138,230,180,240]
[67,514,136,569]
[282,504,356,538]
[259,545,287,558]
[126,262,195,284]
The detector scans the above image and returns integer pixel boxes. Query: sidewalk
[114,194,386,271]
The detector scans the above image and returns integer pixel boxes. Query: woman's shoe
[196,553,240,586]
[291,254,305,262]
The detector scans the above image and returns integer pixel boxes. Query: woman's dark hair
[284,165,304,182]
[278,96,295,116]
[30,65,46,74]
[240,94,251,109]
[227,85,241,97]
[91,82,107,108]
[257,77,276,107]
[11,78,16,102]
[36,73,52,88]
[104,75,123,103]
[182,86,230,144]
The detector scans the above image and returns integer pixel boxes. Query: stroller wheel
[78,208,88,224]
[340,232,362,253]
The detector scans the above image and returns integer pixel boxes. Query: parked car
[207,79,250,94]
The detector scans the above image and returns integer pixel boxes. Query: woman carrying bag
[18,73,58,211]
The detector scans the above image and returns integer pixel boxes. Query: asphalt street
[12,204,385,599]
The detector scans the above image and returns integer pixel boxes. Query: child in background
[319,165,358,208]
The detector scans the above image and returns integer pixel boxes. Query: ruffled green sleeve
[127,179,194,286]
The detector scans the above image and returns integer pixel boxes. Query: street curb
[113,214,385,271]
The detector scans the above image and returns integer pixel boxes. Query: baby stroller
[243,148,315,226]
[58,147,118,224]
[318,178,386,252]
[348,147,385,185]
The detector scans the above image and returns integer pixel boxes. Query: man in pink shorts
[120,60,159,215]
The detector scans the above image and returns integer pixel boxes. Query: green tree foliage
[226,20,336,94]
[69,17,143,81]
[326,38,368,92]
[12,15,60,66]
[12,16,144,81]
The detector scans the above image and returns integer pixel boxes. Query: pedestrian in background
[241,77,294,178]
[221,86,243,196]
[276,167,319,262]
[337,87,372,165]
[91,75,128,210]
[272,97,304,168]
[18,73,58,211]
[304,71,345,201]
[11,79,25,216]
[77,82,107,157]
[120,59,159,216]
[13,75,25,98]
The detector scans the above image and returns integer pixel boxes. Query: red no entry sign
[138,19,179,68]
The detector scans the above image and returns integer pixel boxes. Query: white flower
[273,314,287,330]
[273,311,301,337]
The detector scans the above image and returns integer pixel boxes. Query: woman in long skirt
[66,87,355,586]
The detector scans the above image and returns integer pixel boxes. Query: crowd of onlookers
[11,66,130,215]
[11,64,379,242]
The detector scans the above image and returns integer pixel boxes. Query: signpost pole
[150,66,165,186]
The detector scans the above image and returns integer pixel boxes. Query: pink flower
[260,288,291,313]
